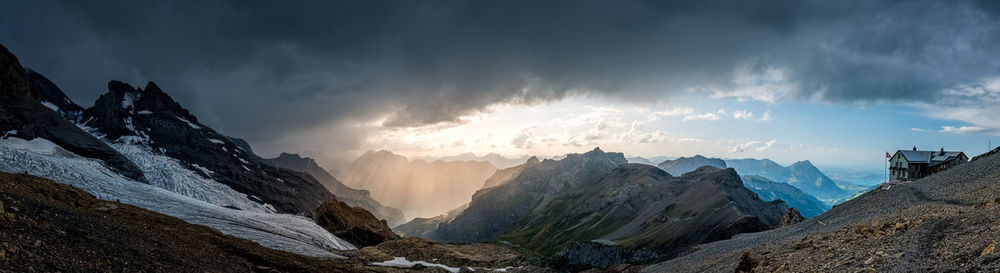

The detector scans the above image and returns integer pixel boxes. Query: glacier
[0,137,356,258]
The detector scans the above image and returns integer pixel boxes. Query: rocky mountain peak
[26,69,83,120]
[526,156,540,164]
[0,45,38,100]
[278,152,305,160]
[790,160,815,168]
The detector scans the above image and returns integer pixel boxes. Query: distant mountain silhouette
[658,155,727,176]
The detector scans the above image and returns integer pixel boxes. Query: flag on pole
[885,151,891,159]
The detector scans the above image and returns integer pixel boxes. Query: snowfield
[372,257,460,273]
[109,142,269,213]
[0,137,356,258]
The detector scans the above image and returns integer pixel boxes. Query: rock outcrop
[315,199,399,247]
[780,207,805,226]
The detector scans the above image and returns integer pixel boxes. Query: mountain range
[416,148,799,270]
[657,155,728,176]
[740,175,829,218]
[416,152,532,169]
[726,158,853,204]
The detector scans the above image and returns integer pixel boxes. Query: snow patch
[122,92,140,110]
[123,117,135,132]
[0,137,74,157]
[136,110,153,115]
[41,101,59,111]
[221,147,228,152]
[116,135,148,144]
[2,130,16,138]
[242,165,251,171]
[263,203,277,212]
[0,140,356,257]
[371,257,460,273]
[208,138,225,144]
[176,117,200,129]
[191,163,215,177]
[238,157,249,164]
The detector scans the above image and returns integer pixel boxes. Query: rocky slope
[499,165,794,270]
[657,155,727,176]
[79,80,333,216]
[315,199,399,247]
[726,158,851,203]
[434,148,627,244]
[343,150,498,219]
[646,147,1000,272]
[741,175,829,218]
[264,153,405,226]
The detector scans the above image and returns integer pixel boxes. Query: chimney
[940,147,945,155]
[912,146,917,151]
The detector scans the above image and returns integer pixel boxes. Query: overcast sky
[2,0,999,170]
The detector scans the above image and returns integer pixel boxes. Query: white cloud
[756,139,777,152]
[732,110,754,120]
[729,141,758,153]
[939,126,988,134]
[922,76,1000,135]
[710,66,796,103]
[911,128,927,132]
[729,139,777,153]
[682,113,721,121]
[652,107,695,117]
[761,110,772,121]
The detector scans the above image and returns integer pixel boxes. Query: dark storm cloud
[1,0,999,154]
